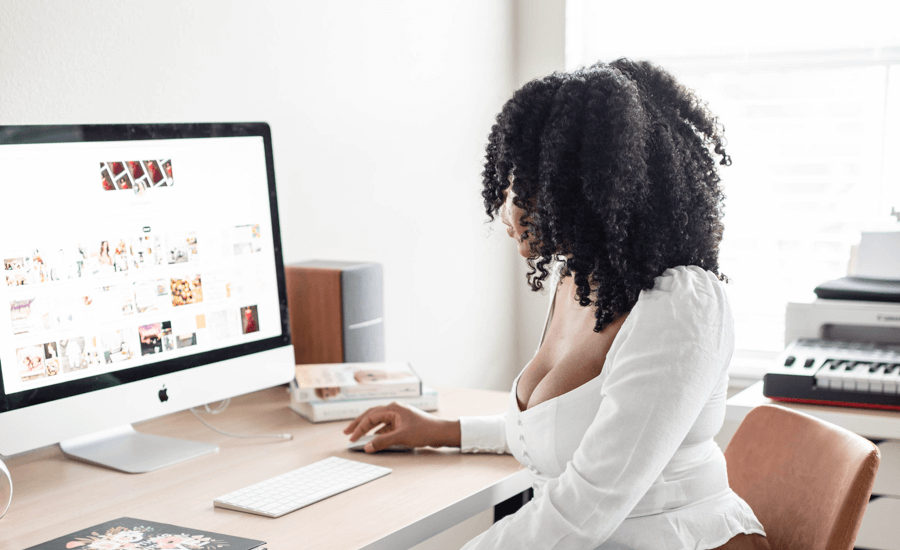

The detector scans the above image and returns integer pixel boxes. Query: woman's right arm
[344,403,509,454]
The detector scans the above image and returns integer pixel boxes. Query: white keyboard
[213,457,392,518]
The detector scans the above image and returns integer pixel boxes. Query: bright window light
[566,2,900,377]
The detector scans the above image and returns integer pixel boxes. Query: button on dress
[459,266,766,549]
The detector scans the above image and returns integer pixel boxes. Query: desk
[1,386,531,550]
[726,381,900,550]
[726,381,900,440]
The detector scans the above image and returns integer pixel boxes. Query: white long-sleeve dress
[459,266,766,550]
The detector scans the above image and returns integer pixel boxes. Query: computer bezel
[0,122,292,414]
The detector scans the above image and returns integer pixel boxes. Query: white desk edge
[360,468,532,550]
[726,381,900,440]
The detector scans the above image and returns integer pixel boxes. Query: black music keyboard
[762,338,900,411]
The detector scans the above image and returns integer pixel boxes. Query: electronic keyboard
[763,338,900,411]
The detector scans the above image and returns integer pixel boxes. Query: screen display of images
[0,136,282,395]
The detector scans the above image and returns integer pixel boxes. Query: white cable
[203,398,231,414]
[191,400,292,441]
[0,457,11,520]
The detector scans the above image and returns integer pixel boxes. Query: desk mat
[25,516,265,550]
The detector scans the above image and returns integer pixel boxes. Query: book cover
[25,517,265,549]
[292,362,421,402]
[289,385,439,423]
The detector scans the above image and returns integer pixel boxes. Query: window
[566,2,900,380]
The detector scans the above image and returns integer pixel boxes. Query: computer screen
[0,124,294,465]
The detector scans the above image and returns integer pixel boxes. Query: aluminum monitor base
[60,424,218,474]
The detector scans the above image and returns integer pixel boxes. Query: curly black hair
[482,58,730,332]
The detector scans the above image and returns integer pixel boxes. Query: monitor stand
[60,424,218,474]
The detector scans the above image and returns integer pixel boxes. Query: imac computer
[0,123,295,473]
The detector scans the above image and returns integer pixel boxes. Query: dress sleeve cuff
[459,413,509,454]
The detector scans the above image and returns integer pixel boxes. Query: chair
[721,404,881,550]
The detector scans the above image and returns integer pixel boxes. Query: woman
[243,307,258,334]
[345,59,769,549]
[99,241,113,267]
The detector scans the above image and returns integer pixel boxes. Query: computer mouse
[347,434,412,452]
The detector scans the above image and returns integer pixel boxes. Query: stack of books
[288,362,439,423]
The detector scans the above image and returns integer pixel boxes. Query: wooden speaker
[285,261,384,365]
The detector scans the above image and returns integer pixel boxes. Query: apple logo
[158,385,169,403]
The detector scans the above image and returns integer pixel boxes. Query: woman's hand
[343,402,461,453]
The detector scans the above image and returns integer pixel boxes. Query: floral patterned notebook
[24,517,265,550]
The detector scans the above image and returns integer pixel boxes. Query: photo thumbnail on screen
[101,160,173,192]
[170,275,203,307]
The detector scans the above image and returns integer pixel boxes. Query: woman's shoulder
[629,265,730,331]
[643,265,725,303]
[606,266,734,375]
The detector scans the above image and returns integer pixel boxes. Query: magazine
[289,384,439,423]
[25,516,264,550]
[292,362,421,402]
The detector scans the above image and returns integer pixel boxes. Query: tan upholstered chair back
[724,404,880,550]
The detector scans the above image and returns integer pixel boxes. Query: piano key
[867,364,900,393]
[868,365,888,393]
[815,363,851,391]
[850,363,873,391]
[840,363,860,391]
[837,364,862,392]
[883,368,900,394]
[820,360,845,390]
[830,365,852,391]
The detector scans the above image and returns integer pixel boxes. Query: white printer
[785,299,900,348]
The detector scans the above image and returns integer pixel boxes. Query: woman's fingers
[349,409,395,442]
[343,406,384,436]
[343,416,362,435]
[365,433,400,453]
[347,413,379,441]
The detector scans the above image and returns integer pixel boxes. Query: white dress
[459,266,766,550]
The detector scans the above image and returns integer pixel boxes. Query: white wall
[0,0,521,391]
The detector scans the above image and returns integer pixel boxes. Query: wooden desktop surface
[2,385,528,550]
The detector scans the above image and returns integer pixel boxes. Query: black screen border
[0,123,292,413]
